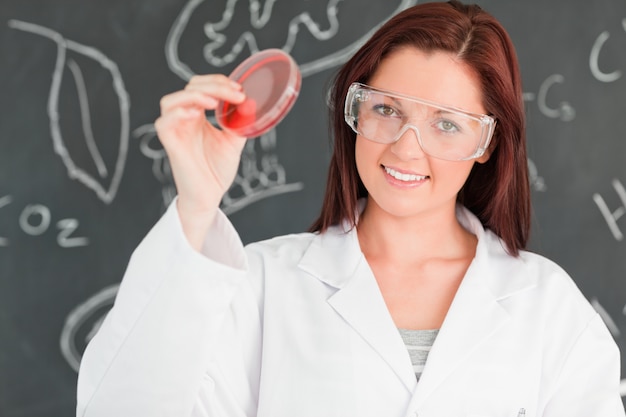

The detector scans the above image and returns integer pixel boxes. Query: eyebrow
[383,87,483,116]
[388,94,456,117]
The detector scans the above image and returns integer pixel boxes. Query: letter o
[19,204,51,236]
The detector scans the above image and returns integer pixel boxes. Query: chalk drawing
[593,178,626,241]
[60,284,118,372]
[134,120,304,215]
[8,20,130,205]
[165,0,417,80]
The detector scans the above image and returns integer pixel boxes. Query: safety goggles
[344,83,496,161]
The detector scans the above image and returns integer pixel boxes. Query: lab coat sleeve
[76,201,263,417]
[542,313,625,417]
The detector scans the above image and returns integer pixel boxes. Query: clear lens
[344,83,496,161]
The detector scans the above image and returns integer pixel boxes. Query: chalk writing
[19,204,52,236]
[8,20,130,205]
[593,178,626,241]
[524,74,576,122]
[56,219,89,248]
[590,18,626,83]
[0,195,88,248]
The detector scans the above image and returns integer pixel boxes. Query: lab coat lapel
[410,254,510,405]
[327,258,417,393]
[410,207,538,408]
[298,224,417,393]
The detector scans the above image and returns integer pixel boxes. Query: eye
[435,119,461,133]
[372,104,400,118]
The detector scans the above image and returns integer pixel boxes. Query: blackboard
[1,0,626,415]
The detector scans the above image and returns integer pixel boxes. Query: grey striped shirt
[398,328,439,381]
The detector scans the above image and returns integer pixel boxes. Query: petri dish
[216,49,301,138]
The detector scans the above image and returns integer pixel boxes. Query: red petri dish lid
[216,49,301,138]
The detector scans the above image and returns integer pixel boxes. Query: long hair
[309,0,530,256]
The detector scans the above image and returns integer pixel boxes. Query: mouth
[383,165,429,182]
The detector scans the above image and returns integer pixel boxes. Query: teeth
[384,167,427,182]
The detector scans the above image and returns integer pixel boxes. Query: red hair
[309,0,530,256]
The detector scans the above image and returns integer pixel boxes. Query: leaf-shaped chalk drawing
[8,20,129,205]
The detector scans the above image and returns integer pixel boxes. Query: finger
[155,105,209,136]
[185,80,246,106]
[187,74,241,91]
[185,74,243,101]
[160,87,245,115]
[160,90,220,114]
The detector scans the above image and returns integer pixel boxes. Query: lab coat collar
[298,201,418,391]
[297,203,538,400]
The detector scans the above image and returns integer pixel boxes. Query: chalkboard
[1,0,625,415]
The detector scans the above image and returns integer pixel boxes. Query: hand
[155,74,247,249]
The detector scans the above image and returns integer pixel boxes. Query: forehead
[367,47,485,114]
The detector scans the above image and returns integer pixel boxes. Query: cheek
[435,160,476,191]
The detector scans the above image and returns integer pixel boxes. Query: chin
[369,196,428,219]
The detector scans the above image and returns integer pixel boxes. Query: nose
[390,124,427,160]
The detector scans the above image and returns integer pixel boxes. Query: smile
[383,166,428,182]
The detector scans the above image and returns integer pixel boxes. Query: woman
[76,1,624,416]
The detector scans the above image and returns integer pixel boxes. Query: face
[355,46,490,220]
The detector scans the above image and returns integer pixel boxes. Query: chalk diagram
[7,20,130,205]
[133,118,306,214]
[60,0,419,372]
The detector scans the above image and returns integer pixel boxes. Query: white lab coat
[76,201,624,417]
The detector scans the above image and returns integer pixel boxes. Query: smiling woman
[351,48,493,239]
[76,2,625,417]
